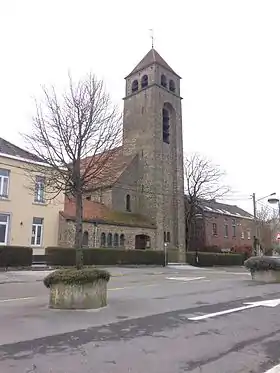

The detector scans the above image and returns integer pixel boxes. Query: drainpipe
[94,223,97,248]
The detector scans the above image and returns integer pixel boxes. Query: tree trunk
[74,190,83,269]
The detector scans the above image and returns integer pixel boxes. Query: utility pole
[252,193,258,256]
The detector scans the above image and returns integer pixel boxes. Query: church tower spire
[123,48,185,262]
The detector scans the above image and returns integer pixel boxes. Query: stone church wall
[58,215,156,250]
[112,155,139,213]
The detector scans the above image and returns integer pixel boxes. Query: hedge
[186,251,244,266]
[45,247,165,266]
[43,268,111,288]
[0,246,33,267]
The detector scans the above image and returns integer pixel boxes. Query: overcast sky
[1,0,280,214]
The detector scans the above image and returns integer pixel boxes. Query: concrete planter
[251,270,280,283]
[49,279,108,309]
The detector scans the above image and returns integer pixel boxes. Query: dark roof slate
[185,196,253,219]
[200,199,253,219]
[0,137,43,163]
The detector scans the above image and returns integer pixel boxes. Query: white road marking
[264,363,280,372]
[166,277,206,282]
[189,298,280,321]
[0,297,35,303]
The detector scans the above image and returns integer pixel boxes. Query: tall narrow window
[0,214,9,245]
[132,79,138,92]
[141,74,148,88]
[101,232,106,247]
[113,233,119,247]
[82,231,89,247]
[0,169,9,198]
[34,176,45,203]
[107,233,112,247]
[126,194,131,212]
[164,231,167,242]
[212,223,217,236]
[166,232,171,243]
[232,219,236,237]
[120,234,125,247]
[247,230,251,240]
[161,74,167,88]
[169,79,175,92]
[162,108,170,144]
[224,224,228,238]
[31,217,43,246]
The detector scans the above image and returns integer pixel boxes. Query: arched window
[132,79,138,93]
[141,74,148,88]
[161,74,167,88]
[169,79,175,92]
[113,233,119,247]
[82,231,89,247]
[167,232,171,243]
[164,231,167,242]
[107,233,112,247]
[120,234,125,247]
[126,194,131,212]
[162,108,170,144]
[101,232,106,247]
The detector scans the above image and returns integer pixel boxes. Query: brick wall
[204,213,254,249]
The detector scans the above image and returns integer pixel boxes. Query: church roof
[81,146,136,190]
[62,197,156,229]
[126,48,181,78]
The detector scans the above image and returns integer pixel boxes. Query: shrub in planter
[44,268,111,309]
[244,256,280,283]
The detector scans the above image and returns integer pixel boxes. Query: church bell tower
[123,48,185,261]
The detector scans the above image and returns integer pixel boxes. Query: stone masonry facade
[58,214,156,250]
[59,48,186,259]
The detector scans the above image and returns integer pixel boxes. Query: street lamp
[267,195,280,255]
[267,195,280,218]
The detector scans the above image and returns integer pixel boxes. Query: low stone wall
[251,270,280,283]
[49,279,108,309]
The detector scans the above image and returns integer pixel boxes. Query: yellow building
[0,138,64,255]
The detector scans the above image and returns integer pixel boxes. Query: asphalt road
[0,266,280,372]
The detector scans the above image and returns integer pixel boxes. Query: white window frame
[34,176,45,203]
[0,169,9,199]
[0,214,9,245]
[241,231,244,239]
[31,217,44,246]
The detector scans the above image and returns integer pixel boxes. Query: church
[58,48,186,261]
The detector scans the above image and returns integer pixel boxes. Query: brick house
[187,199,254,251]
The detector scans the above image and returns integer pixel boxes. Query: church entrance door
[135,234,150,250]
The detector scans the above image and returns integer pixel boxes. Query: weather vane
[149,29,154,48]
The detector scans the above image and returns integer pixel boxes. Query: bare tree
[22,73,122,268]
[184,153,230,250]
[256,205,278,252]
